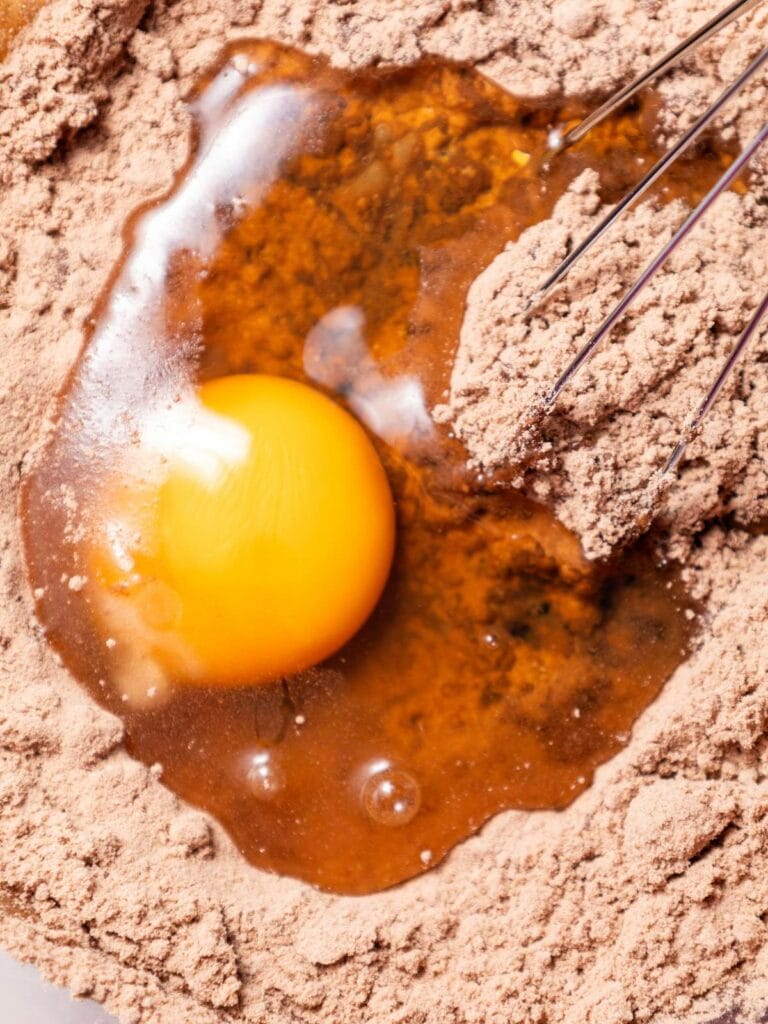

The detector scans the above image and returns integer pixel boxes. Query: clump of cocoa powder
[445,171,768,558]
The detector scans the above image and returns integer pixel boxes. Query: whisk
[535,0,768,474]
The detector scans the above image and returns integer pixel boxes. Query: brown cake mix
[1,1,768,1022]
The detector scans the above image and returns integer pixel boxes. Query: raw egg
[22,40,703,892]
[90,374,395,689]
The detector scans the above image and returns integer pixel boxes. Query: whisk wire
[664,291,768,474]
[556,0,763,150]
[545,121,768,407]
[531,44,768,309]
[537,0,768,475]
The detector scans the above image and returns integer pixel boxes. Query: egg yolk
[90,374,395,690]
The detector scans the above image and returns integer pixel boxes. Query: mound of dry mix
[1,1,768,1022]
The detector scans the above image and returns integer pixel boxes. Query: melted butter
[0,0,46,60]
[20,41,718,894]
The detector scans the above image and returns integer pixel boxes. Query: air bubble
[245,751,286,800]
[361,761,420,827]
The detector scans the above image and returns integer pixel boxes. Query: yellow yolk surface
[92,374,395,689]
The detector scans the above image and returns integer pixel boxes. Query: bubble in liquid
[361,761,421,827]
[245,751,285,800]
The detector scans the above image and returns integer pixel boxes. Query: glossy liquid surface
[21,41,712,893]
[0,0,46,59]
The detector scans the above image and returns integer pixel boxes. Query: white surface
[0,949,118,1023]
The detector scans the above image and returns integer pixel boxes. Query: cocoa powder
[2,2,768,1023]
[445,173,768,558]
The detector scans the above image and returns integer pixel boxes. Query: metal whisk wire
[552,0,763,151]
[537,0,768,474]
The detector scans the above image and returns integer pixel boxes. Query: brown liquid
[21,41,715,894]
[0,0,46,60]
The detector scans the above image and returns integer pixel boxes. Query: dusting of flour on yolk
[89,374,395,694]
